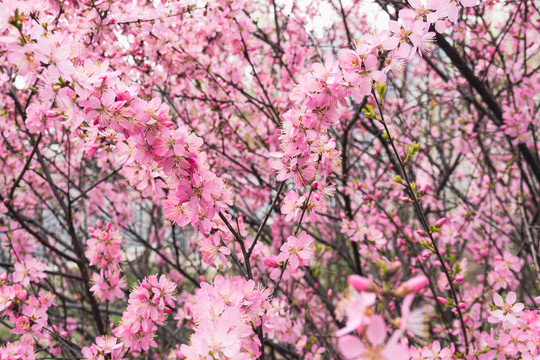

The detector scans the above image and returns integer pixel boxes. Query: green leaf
[393,175,405,186]
[362,104,380,121]
[411,141,421,156]
[376,82,387,99]
[419,239,434,251]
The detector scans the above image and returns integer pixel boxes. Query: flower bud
[435,217,447,227]
[348,275,378,293]
[265,257,278,268]
[395,276,429,296]
[436,297,447,304]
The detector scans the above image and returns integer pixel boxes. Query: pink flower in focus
[488,292,524,328]
[277,231,314,270]
[13,257,47,287]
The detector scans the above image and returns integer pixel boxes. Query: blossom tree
[0,0,539,359]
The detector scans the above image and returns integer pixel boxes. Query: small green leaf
[376,82,387,99]
[393,175,405,186]
[362,104,380,121]
[419,239,434,251]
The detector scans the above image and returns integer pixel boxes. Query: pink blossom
[488,292,524,328]
[277,231,314,270]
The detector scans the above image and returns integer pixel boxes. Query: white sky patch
[278,0,390,38]
[14,74,27,90]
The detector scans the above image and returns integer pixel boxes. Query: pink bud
[327,289,332,297]
[420,183,429,193]
[265,257,278,268]
[436,297,447,304]
[106,222,112,230]
[416,230,424,236]
[435,217,447,227]
[395,276,429,296]
[96,220,102,227]
[348,275,373,292]
[458,302,466,309]
[455,274,464,283]
[199,276,205,282]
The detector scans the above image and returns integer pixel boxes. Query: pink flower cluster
[82,274,176,358]
[0,281,54,357]
[3,230,46,288]
[273,0,476,227]
[114,275,176,352]
[1,8,233,237]
[180,276,270,359]
[0,283,27,320]
[74,77,234,233]
[86,221,126,302]
[478,292,539,359]
[0,341,37,360]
